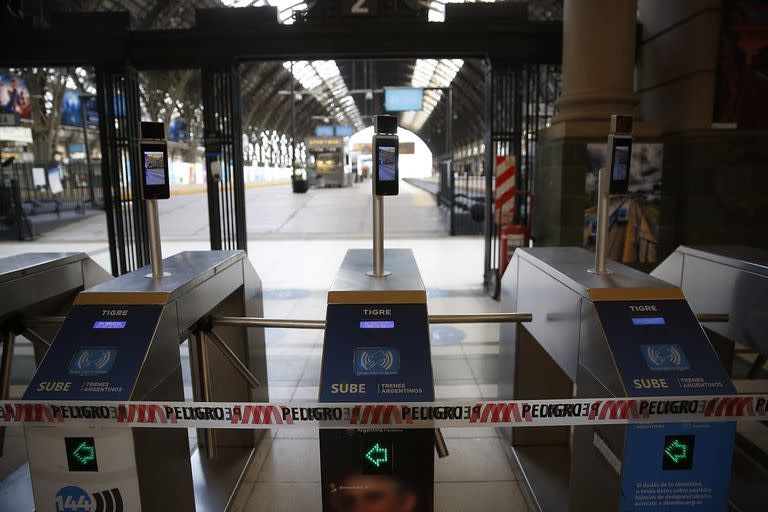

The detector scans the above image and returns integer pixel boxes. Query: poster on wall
[0,73,31,120]
[61,90,99,128]
[584,143,663,264]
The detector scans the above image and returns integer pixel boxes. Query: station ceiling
[38,0,563,151]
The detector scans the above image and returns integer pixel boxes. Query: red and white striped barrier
[494,155,516,225]
[3,395,766,430]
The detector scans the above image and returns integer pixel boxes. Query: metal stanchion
[592,166,612,276]
[145,199,168,279]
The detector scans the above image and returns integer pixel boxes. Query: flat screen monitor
[384,87,424,112]
[140,142,170,200]
[374,134,399,196]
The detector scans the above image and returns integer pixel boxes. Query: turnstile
[22,251,268,511]
[653,245,768,377]
[318,249,435,511]
[500,247,736,511]
[0,252,110,481]
[0,252,111,372]
[653,245,768,509]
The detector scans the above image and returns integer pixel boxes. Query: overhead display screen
[384,87,424,112]
[68,347,118,376]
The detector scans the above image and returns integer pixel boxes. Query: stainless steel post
[146,199,166,279]
[194,331,217,459]
[592,166,612,275]
[0,330,15,456]
[370,194,389,277]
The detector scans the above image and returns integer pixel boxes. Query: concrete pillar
[542,0,658,139]
[533,0,660,248]
[554,0,637,128]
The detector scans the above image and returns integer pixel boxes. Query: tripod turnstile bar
[213,313,534,329]
[23,328,51,350]
[193,330,217,460]
[204,329,262,389]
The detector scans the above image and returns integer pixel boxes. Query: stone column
[534,0,660,247]
[545,0,644,138]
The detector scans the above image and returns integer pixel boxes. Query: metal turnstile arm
[204,329,262,389]
[213,313,533,330]
[23,328,51,350]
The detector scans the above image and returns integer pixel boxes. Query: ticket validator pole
[590,115,633,275]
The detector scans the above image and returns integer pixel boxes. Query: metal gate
[96,66,149,276]
[202,64,247,251]
[483,62,561,298]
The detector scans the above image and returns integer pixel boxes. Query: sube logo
[55,486,123,512]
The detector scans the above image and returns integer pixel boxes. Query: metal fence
[483,63,561,298]
[0,161,103,240]
[437,157,486,236]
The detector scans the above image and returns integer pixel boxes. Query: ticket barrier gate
[499,247,737,511]
[653,245,768,508]
[653,245,768,378]
[21,250,268,511]
[0,252,110,509]
[213,247,531,512]
[318,249,436,510]
[0,252,110,403]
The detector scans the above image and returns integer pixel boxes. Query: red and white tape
[3,395,766,430]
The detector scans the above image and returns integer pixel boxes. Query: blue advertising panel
[384,87,424,112]
[60,90,99,128]
[24,306,163,401]
[595,300,735,511]
[319,303,433,403]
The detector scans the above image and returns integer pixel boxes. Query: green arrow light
[71,441,96,465]
[365,443,389,467]
[664,439,688,464]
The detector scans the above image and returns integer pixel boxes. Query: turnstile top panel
[328,249,427,304]
[75,250,245,305]
[517,247,683,302]
[0,252,88,283]
[673,245,768,276]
